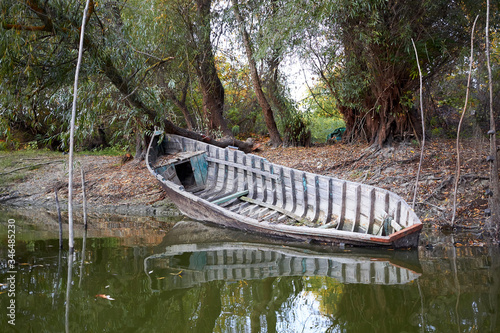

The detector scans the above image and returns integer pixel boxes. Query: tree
[231,0,282,147]
[298,0,478,147]
[174,0,232,137]
[1,0,253,152]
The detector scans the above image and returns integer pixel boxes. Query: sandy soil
[0,138,496,234]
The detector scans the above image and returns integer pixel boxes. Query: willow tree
[298,0,477,147]
[231,0,282,147]
[1,0,253,151]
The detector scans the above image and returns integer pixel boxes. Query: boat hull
[147,133,423,249]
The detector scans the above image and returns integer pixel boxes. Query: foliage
[309,117,346,143]
[1,0,499,152]
[295,0,490,146]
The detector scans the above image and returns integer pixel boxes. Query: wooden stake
[55,188,63,250]
[485,0,500,233]
[410,39,425,210]
[68,0,91,251]
[81,167,88,230]
[451,16,479,226]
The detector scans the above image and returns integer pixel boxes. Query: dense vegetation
[0,0,497,150]
[1,1,499,227]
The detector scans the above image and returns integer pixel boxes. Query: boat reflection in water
[144,220,421,292]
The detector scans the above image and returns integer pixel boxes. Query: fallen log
[0,160,64,176]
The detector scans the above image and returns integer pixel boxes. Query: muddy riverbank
[0,137,495,238]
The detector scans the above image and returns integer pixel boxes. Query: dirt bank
[0,138,495,236]
[0,152,177,216]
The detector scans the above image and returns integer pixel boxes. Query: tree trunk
[163,84,196,131]
[340,75,417,147]
[193,0,232,137]
[485,0,500,232]
[5,0,252,154]
[232,0,282,147]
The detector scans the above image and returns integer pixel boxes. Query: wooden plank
[250,156,258,199]
[205,157,280,179]
[325,178,333,224]
[270,165,277,205]
[181,137,186,151]
[313,176,321,222]
[391,219,403,232]
[226,149,239,194]
[203,149,230,200]
[290,169,297,214]
[240,196,308,223]
[231,202,250,213]
[190,153,208,185]
[367,188,376,234]
[261,210,279,221]
[260,159,268,203]
[197,147,219,197]
[211,190,250,205]
[279,167,286,209]
[240,203,260,216]
[301,172,308,218]
[249,207,271,219]
[351,185,361,232]
[338,181,347,230]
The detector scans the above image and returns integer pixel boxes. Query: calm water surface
[0,208,499,332]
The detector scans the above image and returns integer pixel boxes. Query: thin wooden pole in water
[485,0,500,231]
[451,16,479,226]
[68,0,91,252]
[410,38,425,210]
[55,188,63,250]
[81,167,88,230]
[65,251,74,333]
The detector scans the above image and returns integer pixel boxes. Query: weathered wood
[325,179,334,225]
[290,169,297,214]
[240,196,306,223]
[367,188,376,234]
[313,176,321,222]
[211,190,249,205]
[260,159,268,203]
[352,185,361,232]
[300,172,308,218]
[146,133,423,249]
[338,181,347,230]
[205,156,280,179]
[279,167,286,210]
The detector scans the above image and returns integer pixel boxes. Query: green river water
[0,208,499,332]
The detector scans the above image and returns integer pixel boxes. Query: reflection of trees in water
[142,276,303,332]
[417,244,500,332]
[324,284,421,332]
[217,277,304,333]
[301,245,500,333]
[3,234,499,332]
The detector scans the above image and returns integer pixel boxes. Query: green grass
[77,146,129,156]
[0,149,63,187]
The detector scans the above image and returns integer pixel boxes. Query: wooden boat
[144,222,422,291]
[146,132,423,249]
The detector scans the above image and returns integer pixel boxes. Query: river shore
[0,138,495,239]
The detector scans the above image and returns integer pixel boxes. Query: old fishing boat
[145,242,421,291]
[146,132,423,248]
[144,221,421,291]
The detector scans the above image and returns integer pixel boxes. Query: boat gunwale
[146,133,422,247]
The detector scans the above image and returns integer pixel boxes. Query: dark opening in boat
[175,161,197,189]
